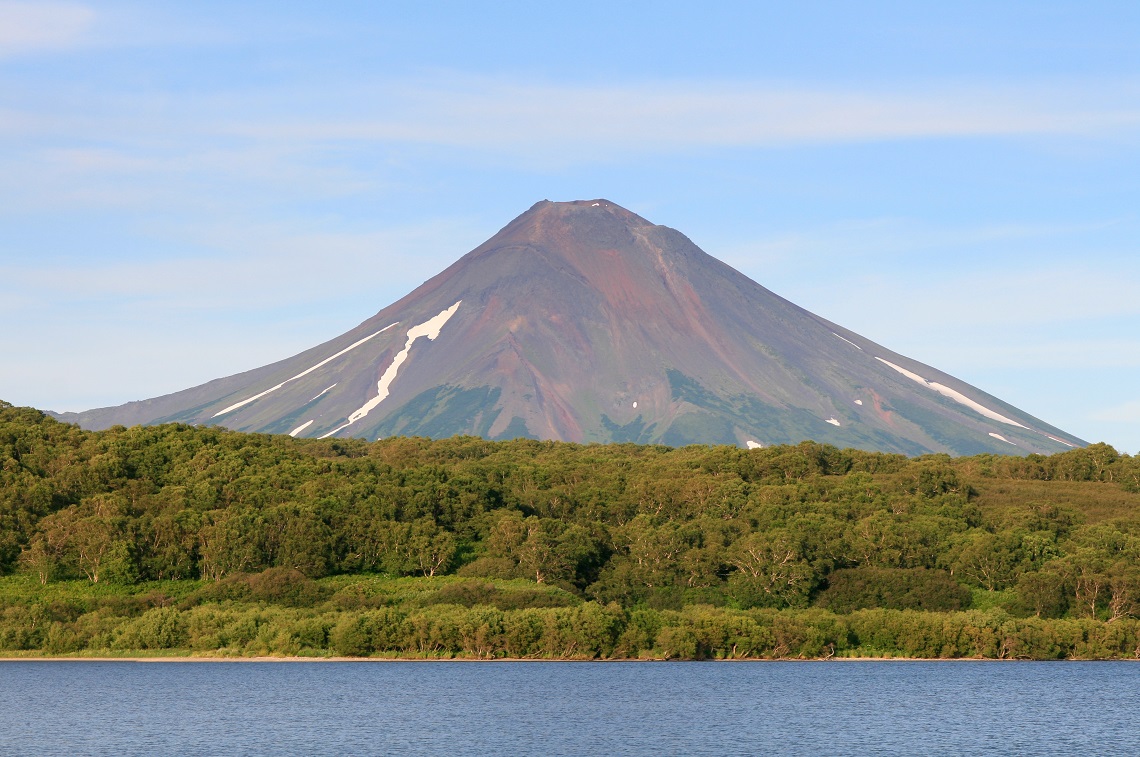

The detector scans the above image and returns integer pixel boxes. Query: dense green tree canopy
[2,400,1140,659]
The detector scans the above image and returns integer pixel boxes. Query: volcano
[56,199,1083,455]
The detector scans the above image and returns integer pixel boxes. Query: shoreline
[1,655,1132,663]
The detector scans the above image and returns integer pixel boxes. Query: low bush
[816,568,972,613]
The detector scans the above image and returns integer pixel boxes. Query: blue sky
[2,1,1138,452]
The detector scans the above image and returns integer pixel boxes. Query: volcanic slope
[55,200,1084,455]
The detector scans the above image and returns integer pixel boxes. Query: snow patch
[311,384,337,402]
[213,323,397,417]
[320,302,462,439]
[746,440,763,449]
[988,432,1017,446]
[591,203,600,207]
[826,418,842,427]
[832,332,862,350]
[632,401,637,409]
[854,399,863,406]
[875,357,1028,429]
[1045,434,1077,448]
[289,420,315,437]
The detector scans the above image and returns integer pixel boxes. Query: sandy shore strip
[1,655,1125,663]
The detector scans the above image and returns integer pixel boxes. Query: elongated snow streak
[212,324,397,418]
[1045,434,1077,448]
[826,418,842,427]
[319,301,462,439]
[876,357,1027,428]
[311,384,337,402]
[289,420,315,437]
[832,332,862,350]
[989,432,1017,446]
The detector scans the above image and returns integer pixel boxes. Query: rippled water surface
[1,660,1138,755]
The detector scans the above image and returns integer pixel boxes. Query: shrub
[111,606,188,650]
[423,580,578,611]
[816,568,971,613]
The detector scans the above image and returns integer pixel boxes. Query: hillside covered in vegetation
[2,400,1139,659]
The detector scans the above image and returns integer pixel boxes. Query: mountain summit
[57,199,1083,455]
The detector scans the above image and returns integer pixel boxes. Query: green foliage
[817,568,972,613]
[185,568,330,607]
[0,573,1137,660]
[1012,572,1069,618]
[112,607,188,650]
[1,402,1140,658]
[422,580,579,610]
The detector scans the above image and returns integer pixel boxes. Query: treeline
[2,401,1140,629]
[3,574,1139,660]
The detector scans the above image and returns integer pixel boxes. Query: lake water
[0,660,1138,755]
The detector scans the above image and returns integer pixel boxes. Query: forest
[2,399,1140,659]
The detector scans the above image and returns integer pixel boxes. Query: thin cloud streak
[1091,401,1140,424]
[5,76,1139,218]
[934,340,1140,371]
[730,226,1140,329]
[790,269,1140,333]
[225,78,1140,150]
[1,218,481,309]
[6,76,1140,151]
[718,217,1128,270]
[0,1,94,56]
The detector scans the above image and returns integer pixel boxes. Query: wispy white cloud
[4,74,1138,218]
[0,215,486,412]
[6,75,1140,152]
[0,216,481,310]
[1091,401,1140,424]
[223,76,1140,151]
[1,141,380,213]
[717,216,1126,271]
[727,220,1140,328]
[742,254,1140,404]
[931,339,1140,371]
[0,1,93,57]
